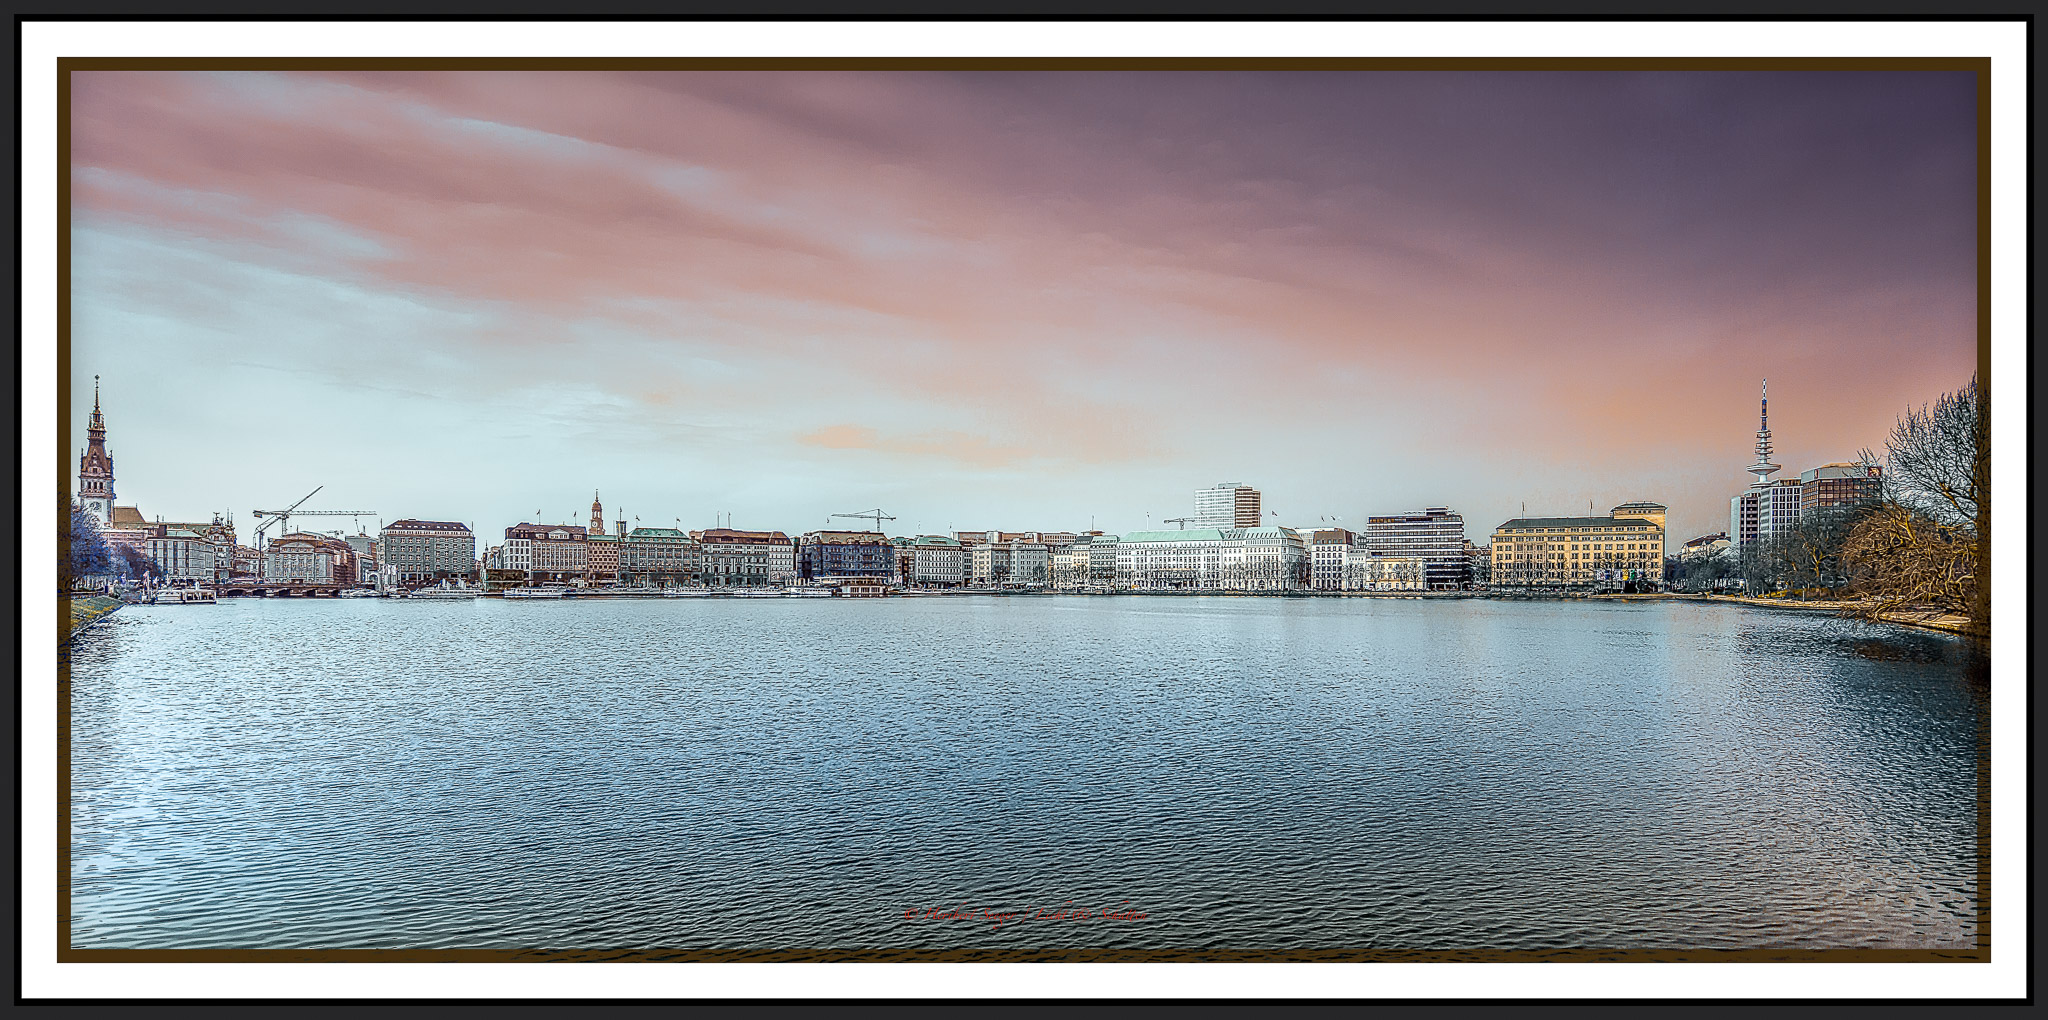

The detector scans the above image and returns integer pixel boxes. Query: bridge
[217,582,352,598]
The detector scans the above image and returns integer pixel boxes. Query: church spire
[589,490,605,535]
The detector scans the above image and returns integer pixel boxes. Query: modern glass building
[1362,508,1469,590]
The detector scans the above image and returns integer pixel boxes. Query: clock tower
[590,490,604,535]
[77,376,116,526]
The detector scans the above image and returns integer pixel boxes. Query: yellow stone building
[1490,502,1667,589]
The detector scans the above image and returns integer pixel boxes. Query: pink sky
[68,70,1978,542]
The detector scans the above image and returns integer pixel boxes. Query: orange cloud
[798,424,1035,469]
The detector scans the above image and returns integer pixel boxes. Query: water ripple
[66,598,1982,951]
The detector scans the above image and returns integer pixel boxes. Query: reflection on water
[67,597,1982,951]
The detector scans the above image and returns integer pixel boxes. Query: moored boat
[409,582,481,600]
[150,587,218,605]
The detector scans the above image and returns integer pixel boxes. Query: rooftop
[804,530,890,543]
[1800,463,1882,482]
[1120,527,1302,543]
[1495,516,1659,531]
[694,528,792,544]
[384,519,472,533]
[1122,529,1227,542]
[506,523,588,539]
[1367,509,1461,523]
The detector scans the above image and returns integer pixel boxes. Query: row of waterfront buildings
[73,381,1712,594]
[466,493,1477,593]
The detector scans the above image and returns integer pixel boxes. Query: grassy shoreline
[64,594,125,643]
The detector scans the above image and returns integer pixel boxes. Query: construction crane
[1163,517,1195,528]
[251,486,377,550]
[830,508,897,532]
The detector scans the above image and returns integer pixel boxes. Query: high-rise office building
[1193,482,1262,528]
[1362,507,1470,590]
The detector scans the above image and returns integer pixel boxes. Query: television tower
[1747,379,1780,487]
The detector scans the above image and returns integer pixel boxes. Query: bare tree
[1840,503,1977,621]
[63,496,112,592]
[1775,502,1877,599]
[1861,375,1979,532]
[1842,377,1985,634]
[115,544,160,581]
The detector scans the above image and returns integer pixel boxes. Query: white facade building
[904,536,965,587]
[1308,528,1356,591]
[1755,479,1805,543]
[1114,527,1307,591]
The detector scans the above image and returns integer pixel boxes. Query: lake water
[65,596,1984,953]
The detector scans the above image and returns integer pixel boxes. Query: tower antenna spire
[1746,378,1779,487]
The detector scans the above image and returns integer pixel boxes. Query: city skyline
[67,70,1977,542]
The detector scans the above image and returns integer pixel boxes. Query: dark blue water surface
[67,597,1983,951]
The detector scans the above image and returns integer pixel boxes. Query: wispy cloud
[69,69,1978,540]
[799,424,1038,470]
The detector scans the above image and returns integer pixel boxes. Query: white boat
[410,583,481,600]
[782,587,835,598]
[150,587,218,605]
[504,587,571,599]
[661,589,728,598]
[337,588,378,598]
